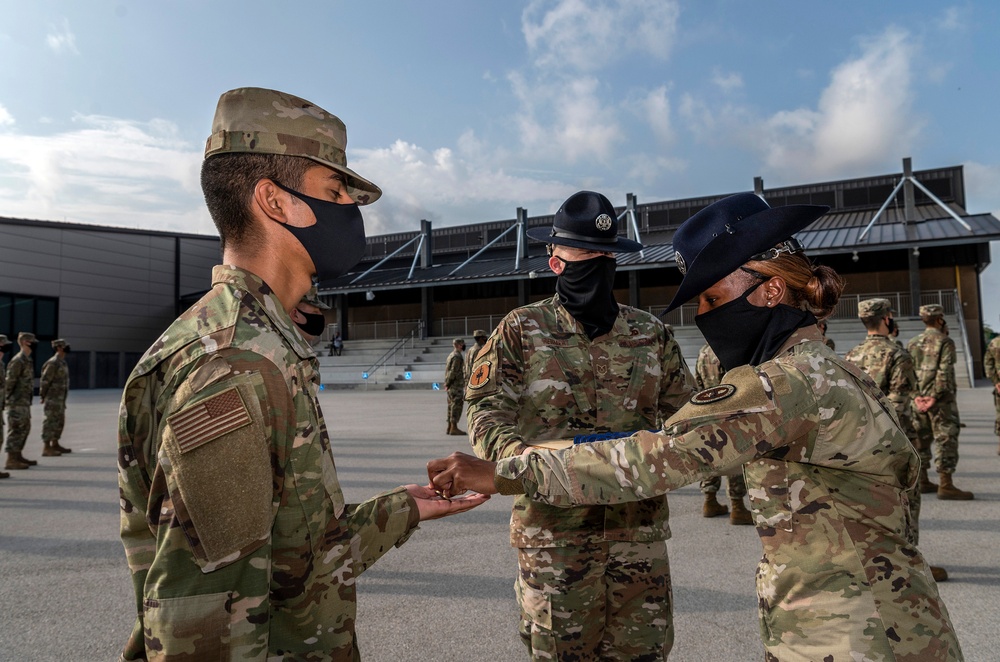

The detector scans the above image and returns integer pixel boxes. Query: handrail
[364,320,422,381]
[952,289,976,385]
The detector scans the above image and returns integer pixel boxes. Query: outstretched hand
[427,452,500,499]
[404,484,490,521]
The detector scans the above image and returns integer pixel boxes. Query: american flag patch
[169,387,252,453]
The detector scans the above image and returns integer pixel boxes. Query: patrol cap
[18,332,37,344]
[858,298,893,318]
[0,334,8,347]
[205,87,381,205]
[473,329,488,339]
[526,191,642,253]
[300,285,331,311]
[919,304,944,318]
[51,338,69,349]
[453,337,465,346]
[665,193,828,312]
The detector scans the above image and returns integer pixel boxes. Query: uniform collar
[551,294,626,338]
[212,265,315,360]
[775,324,824,357]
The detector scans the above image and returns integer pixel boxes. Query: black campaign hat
[526,190,642,253]
[666,193,828,312]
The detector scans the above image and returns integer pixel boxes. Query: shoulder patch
[168,386,251,453]
[690,384,737,405]
[468,361,493,389]
[466,335,501,398]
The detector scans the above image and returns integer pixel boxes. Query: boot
[0,470,9,479]
[17,451,37,466]
[5,452,29,470]
[937,473,974,500]
[930,566,949,582]
[918,467,937,494]
[447,423,466,436]
[51,440,72,454]
[702,493,728,518]
[729,498,753,526]
[41,441,61,457]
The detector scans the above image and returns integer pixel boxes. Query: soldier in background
[4,332,38,471]
[818,319,835,351]
[464,329,488,382]
[445,338,467,436]
[908,304,974,500]
[845,299,948,582]
[985,328,1000,454]
[0,334,9,479]
[40,338,73,456]
[116,87,486,661]
[694,343,751,524]
[466,191,693,660]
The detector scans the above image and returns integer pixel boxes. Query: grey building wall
[0,218,220,387]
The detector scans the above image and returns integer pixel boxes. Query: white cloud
[964,161,1000,217]
[522,0,680,71]
[712,69,743,92]
[938,6,964,31]
[0,103,13,126]
[757,26,920,179]
[641,85,673,144]
[0,115,210,233]
[46,18,79,55]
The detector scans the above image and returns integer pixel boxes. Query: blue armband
[572,429,657,445]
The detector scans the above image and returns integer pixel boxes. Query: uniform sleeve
[466,319,529,460]
[39,360,53,400]
[986,341,1000,384]
[342,487,420,575]
[118,350,292,661]
[4,358,18,401]
[935,338,957,400]
[888,351,916,404]
[657,334,695,424]
[495,363,817,506]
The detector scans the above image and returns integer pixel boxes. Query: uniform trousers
[913,397,961,474]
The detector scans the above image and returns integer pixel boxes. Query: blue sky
[1,1,999,326]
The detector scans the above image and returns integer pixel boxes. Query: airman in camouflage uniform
[4,332,38,471]
[464,329,488,381]
[467,191,693,661]
[845,298,948,582]
[694,343,750,524]
[984,332,1000,453]
[118,87,486,662]
[444,337,466,435]
[0,334,9,478]
[432,192,963,661]
[40,338,72,455]
[907,304,974,499]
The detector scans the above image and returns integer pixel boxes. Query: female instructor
[429,193,963,661]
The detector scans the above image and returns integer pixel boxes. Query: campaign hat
[205,87,381,205]
[526,191,641,253]
[665,193,828,312]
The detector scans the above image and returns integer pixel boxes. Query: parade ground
[1,386,997,661]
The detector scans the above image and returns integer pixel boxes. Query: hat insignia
[675,251,687,275]
[595,214,613,232]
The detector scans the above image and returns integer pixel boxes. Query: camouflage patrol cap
[205,87,382,205]
[300,285,331,311]
[473,329,488,339]
[919,304,944,318]
[858,298,893,318]
[51,338,69,349]
[453,337,465,346]
[18,332,36,343]
[0,334,9,346]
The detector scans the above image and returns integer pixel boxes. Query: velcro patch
[168,387,251,453]
[690,384,737,405]
[468,361,493,389]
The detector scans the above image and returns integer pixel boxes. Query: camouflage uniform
[118,266,420,661]
[907,324,961,475]
[4,345,34,454]
[844,331,923,543]
[694,343,746,501]
[40,344,70,447]
[495,326,963,661]
[467,294,693,661]
[984,335,1000,437]
[0,335,7,451]
[464,331,488,382]
[444,341,466,430]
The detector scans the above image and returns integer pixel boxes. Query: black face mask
[886,317,896,335]
[295,310,327,338]
[275,182,367,283]
[695,280,816,371]
[555,255,619,340]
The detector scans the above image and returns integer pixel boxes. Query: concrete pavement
[0,386,997,661]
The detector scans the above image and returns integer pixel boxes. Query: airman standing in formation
[40,338,73,456]
[0,334,9,479]
[694,342,751,524]
[985,329,1000,454]
[908,304,974,499]
[4,332,38,471]
[844,298,948,582]
[466,191,693,661]
[444,337,467,435]
[464,329,488,382]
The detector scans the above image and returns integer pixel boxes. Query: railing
[322,319,422,341]
[363,321,423,383]
[952,289,976,387]
[436,315,508,338]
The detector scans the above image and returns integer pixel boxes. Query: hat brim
[665,204,826,312]
[525,226,642,253]
[304,157,382,206]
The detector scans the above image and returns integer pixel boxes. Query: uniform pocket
[143,591,232,661]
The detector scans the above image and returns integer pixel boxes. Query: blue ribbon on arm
[572,429,658,445]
